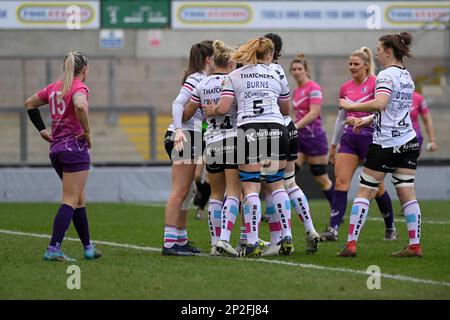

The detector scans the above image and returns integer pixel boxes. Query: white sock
[287,186,316,235]
[271,189,292,239]
[220,196,240,242]
[402,200,421,245]
[207,199,223,246]
[265,193,282,244]
[243,193,261,244]
[347,198,370,243]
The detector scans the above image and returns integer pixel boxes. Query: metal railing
[0,106,158,164]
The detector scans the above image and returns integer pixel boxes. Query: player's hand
[204,100,216,117]
[345,116,366,133]
[174,128,187,152]
[338,99,351,111]
[344,116,358,127]
[328,145,337,165]
[39,129,52,143]
[76,131,92,148]
[295,121,303,129]
[427,142,437,152]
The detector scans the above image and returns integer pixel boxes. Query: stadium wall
[0,165,449,202]
[0,30,448,58]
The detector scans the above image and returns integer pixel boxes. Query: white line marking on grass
[367,217,450,225]
[0,229,161,253]
[1,229,449,288]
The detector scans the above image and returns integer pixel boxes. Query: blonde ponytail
[361,46,375,76]
[232,37,273,65]
[59,52,75,103]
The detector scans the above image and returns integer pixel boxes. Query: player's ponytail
[212,40,233,68]
[351,47,375,76]
[232,37,274,65]
[59,52,75,104]
[362,47,375,76]
[182,40,214,83]
[58,51,88,103]
[379,32,413,62]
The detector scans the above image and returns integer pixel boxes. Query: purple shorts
[297,129,328,157]
[338,133,373,160]
[417,134,423,153]
[49,138,90,179]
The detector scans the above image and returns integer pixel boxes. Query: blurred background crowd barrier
[0,1,449,200]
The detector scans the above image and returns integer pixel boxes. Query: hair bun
[398,32,412,46]
[213,40,226,53]
[296,52,305,59]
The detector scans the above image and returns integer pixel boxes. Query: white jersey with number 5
[221,64,290,127]
[374,66,416,147]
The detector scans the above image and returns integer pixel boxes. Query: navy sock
[375,191,395,229]
[49,204,74,250]
[322,182,334,206]
[329,190,348,230]
[73,207,92,248]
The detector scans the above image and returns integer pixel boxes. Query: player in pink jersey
[320,47,397,242]
[25,51,101,262]
[290,54,334,207]
[411,91,437,153]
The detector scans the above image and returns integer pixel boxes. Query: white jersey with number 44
[373,65,416,148]
[221,64,290,127]
[191,73,237,144]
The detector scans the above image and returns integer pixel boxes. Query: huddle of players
[163,31,433,258]
[24,31,433,262]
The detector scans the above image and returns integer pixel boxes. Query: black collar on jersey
[213,72,227,75]
[387,65,406,70]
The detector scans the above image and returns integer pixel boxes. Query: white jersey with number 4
[374,66,416,147]
[221,64,290,127]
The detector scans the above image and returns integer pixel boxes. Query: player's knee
[359,171,381,191]
[335,176,351,191]
[283,170,297,189]
[309,164,327,177]
[391,173,415,188]
[62,197,78,209]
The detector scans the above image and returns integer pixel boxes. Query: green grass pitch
[0,200,449,299]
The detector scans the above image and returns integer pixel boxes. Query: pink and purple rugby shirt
[411,92,429,146]
[37,78,90,143]
[339,75,376,136]
[292,80,324,137]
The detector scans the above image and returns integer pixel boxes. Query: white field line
[1,229,449,288]
[366,217,450,225]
